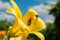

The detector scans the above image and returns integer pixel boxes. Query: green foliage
[40,23,56,40]
[49,0,60,17]
[0,20,12,31]
[28,34,40,40]
[49,0,60,40]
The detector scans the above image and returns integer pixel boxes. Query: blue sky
[1,0,57,14]
[2,0,47,14]
[0,0,57,23]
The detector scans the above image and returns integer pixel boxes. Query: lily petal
[6,8,15,14]
[29,17,46,32]
[11,18,29,36]
[8,18,24,37]
[23,9,46,32]
[21,35,29,40]
[6,8,23,36]
[6,8,29,37]
[32,32,45,40]
[10,0,22,19]
[23,9,38,27]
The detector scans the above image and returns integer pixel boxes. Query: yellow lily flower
[6,0,46,40]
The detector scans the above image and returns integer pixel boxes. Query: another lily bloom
[6,0,46,40]
[0,31,6,35]
[0,31,6,40]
